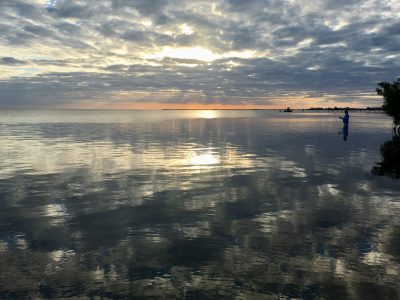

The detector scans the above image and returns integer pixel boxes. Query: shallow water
[0,110,399,299]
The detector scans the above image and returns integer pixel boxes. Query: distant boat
[283,107,293,112]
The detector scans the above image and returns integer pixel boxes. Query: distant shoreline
[161,108,384,112]
[0,107,384,112]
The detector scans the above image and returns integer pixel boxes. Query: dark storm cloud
[0,57,26,65]
[110,0,168,13]
[0,0,399,107]
[46,0,93,19]
[1,0,40,18]
[382,22,400,36]
[53,21,82,34]
[121,30,174,46]
[110,0,171,24]
[23,24,53,36]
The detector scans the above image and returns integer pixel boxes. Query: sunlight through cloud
[146,47,257,62]
[147,47,218,62]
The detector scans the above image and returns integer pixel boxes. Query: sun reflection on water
[196,110,219,119]
[188,153,220,166]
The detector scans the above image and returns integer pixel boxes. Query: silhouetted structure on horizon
[307,106,384,112]
[283,107,293,112]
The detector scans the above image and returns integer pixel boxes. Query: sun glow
[148,46,217,62]
[180,23,194,35]
[146,47,257,62]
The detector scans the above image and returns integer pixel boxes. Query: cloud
[0,57,27,65]
[0,0,399,108]
[46,0,93,19]
[23,24,53,36]
[382,21,400,36]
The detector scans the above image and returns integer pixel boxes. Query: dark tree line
[373,78,400,179]
[376,78,400,125]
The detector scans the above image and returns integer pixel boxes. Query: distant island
[162,106,384,111]
[306,106,384,112]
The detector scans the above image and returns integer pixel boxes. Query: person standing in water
[339,109,349,140]
[339,109,350,125]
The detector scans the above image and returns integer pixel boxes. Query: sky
[0,0,399,109]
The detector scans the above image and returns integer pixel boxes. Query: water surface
[0,110,399,299]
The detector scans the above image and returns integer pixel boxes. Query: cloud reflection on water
[0,111,399,298]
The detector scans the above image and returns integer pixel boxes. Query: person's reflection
[372,136,400,179]
[342,124,349,140]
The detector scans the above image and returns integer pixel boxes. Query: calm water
[0,110,399,299]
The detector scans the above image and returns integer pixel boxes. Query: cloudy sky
[0,0,399,109]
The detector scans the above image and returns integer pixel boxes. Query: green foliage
[376,78,400,124]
